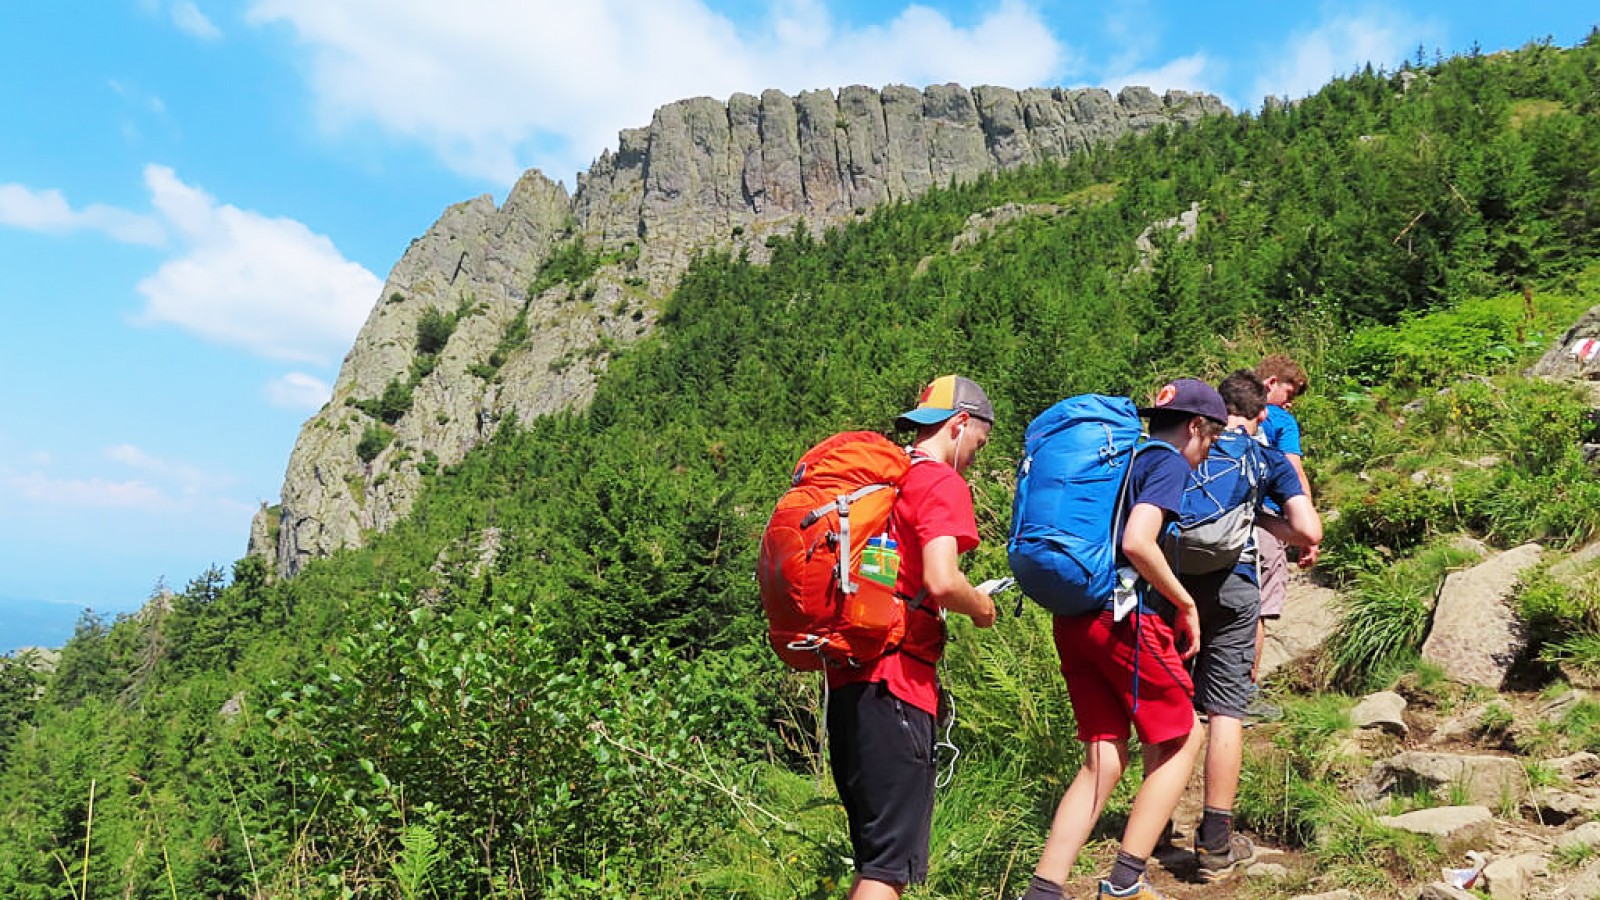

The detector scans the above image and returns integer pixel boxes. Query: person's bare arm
[921,535,996,628]
[1285,453,1319,567]
[1121,504,1199,659]
[1257,495,1322,547]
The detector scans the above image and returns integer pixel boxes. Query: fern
[392,824,440,900]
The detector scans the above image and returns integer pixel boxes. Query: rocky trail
[1030,533,1600,900]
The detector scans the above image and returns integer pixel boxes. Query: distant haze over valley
[1,595,85,654]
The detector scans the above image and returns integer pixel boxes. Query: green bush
[273,589,765,896]
[356,424,394,463]
[415,306,457,357]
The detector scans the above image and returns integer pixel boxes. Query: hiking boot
[1243,688,1283,726]
[1195,833,1255,882]
[1097,879,1170,899]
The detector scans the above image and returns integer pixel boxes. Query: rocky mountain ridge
[254,82,1228,576]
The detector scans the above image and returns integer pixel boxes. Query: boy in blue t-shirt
[1180,371,1321,881]
[1252,355,1315,685]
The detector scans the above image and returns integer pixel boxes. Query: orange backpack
[757,431,915,670]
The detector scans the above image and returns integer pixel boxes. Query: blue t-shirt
[1258,405,1303,515]
[1111,443,1189,616]
[1260,404,1303,456]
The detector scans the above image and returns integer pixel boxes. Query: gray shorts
[1184,569,1260,719]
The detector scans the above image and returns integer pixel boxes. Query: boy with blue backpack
[1175,371,1322,882]
[1013,379,1227,900]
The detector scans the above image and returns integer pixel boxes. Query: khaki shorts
[1256,526,1288,618]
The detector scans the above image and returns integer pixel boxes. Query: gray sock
[1108,850,1147,889]
[1020,874,1065,900]
[1197,806,1234,852]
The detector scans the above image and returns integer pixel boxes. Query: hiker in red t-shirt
[827,375,1001,899]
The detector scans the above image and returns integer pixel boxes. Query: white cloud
[102,443,228,495]
[171,1,223,40]
[0,184,166,246]
[1,166,377,369]
[246,0,1067,184]
[1100,53,1225,105]
[265,372,333,410]
[5,472,172,511]
[103,444,165,470]
[135,164,383,364]
[1250,11,1430,106]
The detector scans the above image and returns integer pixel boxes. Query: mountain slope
[259,84,1226,576]
[3,36,1600,899]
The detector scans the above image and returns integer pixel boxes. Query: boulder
[1259,571,1341,678]
[1420,544,1543,688]
[1360,752,1527,807]
[1529,304,1600,380]
[1556,820,1600,851]
[1244,862,1290,882]
[1554,857,1600,898]
[1480,854,1545,900]
[1542,749,1593,778]
[1548,539,1600,582]
[1540,689,1592,721]
[1525,787,1598,824]
[1378,806,1494,854]
[1351,690,1409,735]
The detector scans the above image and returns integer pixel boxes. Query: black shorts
[826,680,936,886]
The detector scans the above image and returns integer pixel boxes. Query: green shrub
[356,425,394,463]
[415,307,457,357]
[273,590,765,896]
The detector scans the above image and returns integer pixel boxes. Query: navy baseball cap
[1138,378,1228,425]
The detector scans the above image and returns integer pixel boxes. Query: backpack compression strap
[799,483,893,596]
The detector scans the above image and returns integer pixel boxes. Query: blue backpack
[1175,430,1264,574]
[1007,395,1174,617]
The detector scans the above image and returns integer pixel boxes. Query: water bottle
[860,534,900,588]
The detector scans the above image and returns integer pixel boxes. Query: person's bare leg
[1202,714,1244,813]
[1120,717,1204,859]
[1032,739,1130,885]
[848,876,904,899]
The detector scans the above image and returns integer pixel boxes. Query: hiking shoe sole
[1195,834,1255,882]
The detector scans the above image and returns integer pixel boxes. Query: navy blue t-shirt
[1109,443,1189,616]
[1210,430,1305,585]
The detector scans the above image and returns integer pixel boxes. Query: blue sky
[0,1,1594,638]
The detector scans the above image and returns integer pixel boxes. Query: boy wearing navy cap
[1021,379,1226,900]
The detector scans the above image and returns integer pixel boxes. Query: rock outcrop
[259,83,1227,575]
[1420,543,1543,689]
[1530,303,1600,381]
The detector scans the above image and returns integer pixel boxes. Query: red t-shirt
[827,452,980,715]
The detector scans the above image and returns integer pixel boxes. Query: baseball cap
[1138,378,1228,425]
[895,375,995,429]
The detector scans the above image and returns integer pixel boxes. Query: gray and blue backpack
[1174,430,1266,574]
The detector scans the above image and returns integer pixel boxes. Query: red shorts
[1053,610,1196,745]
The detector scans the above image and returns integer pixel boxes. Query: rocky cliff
[254,83,1228,576]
